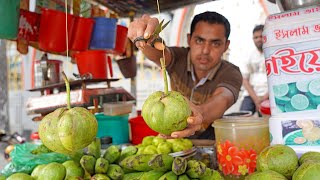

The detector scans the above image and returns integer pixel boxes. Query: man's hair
[253,24,264,33]
[190,11,231,40]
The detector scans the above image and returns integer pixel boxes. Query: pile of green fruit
[246,144,320,180]
[135,136,193,155]
[2,137,223,180]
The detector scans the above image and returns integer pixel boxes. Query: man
[240,25,268,116]
[128,11,242,139]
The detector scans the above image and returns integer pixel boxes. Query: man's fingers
[128,18,148,49]
[141,14,152,22]
[171,125,200,138]
[159,133,172,139]
[187,116,201,125]
[135,19,147,39]
[144,17,159,39]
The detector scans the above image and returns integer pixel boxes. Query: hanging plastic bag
[1,143,70,177]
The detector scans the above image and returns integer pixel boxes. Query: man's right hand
[128,14,159,50]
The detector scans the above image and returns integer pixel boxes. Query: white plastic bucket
[263,5,320,118]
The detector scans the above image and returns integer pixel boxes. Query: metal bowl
[276,0,320,11]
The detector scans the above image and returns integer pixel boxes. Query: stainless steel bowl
[276,0,320,11]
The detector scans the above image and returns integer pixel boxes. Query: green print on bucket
[273,78,320,113]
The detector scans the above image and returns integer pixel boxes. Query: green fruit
[88,138,101,159]
[211,170,224,180]
[181,139,193,149]
[95,157,109,174]
[119,154,154,172]
[31,164,47,179]
[106,164,124,180]
[143,145,158,154]
[39,73,97,154]
[186,160,206,178]
[148,154,174,171]
[0,175,6,180]
[257,145,298,179]
[299,151,320,165]
[178,174,190,180]
[167,139,192,152]
[142,136,155,146]
[136,146,146,155]
[292,161,320,180]
[140,170,166,180]
[62,160,84,179]
[172,142,188,152]
[38,162,66,180]
[123,172,144,180]
[7,173,33,180]
[157,142,172,154]
[245,170,287,180]
[80,155,96,176]
[172,157,187,175]
[91,174,111,180]
[152,136,166,147]
[118,146,138,162]
[142,91,191,135]
[159,171,178,180]
[103,145,121,163]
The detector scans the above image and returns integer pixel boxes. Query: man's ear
[224,40,230,52]
[187,34,191,46]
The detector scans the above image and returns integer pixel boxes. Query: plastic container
[95,113,129,145]
[223,111,252,119]
[70,16,95,51]
[30,132,41,145]
[0,0,20,39]
[103,101,133,116]
[260,99,271,116]
[90,17,117,50]
[213,118,270,179]
[128,116,158,145]
[114,25,128,54]
[38,8,75,52]
[75,50,107,79]
[263,6,320,118]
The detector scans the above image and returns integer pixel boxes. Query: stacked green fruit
[250,144,320,180]
[5,137,222,180]
[136,136,194,155]
[120,153,223,180]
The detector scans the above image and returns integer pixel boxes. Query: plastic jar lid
[260,99,271,115]
[30,132,40,140]
[212,118,269,129]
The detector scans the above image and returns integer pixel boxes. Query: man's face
[253,30,263,52]
[187,21,230,73]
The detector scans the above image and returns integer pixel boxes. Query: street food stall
[1,0,320,179]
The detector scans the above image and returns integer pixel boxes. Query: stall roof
[90,0,214,17]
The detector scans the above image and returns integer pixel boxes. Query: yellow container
[213,118,270,180]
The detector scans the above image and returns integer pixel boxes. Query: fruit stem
[160,58,168,95]
[62,71,71,110]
